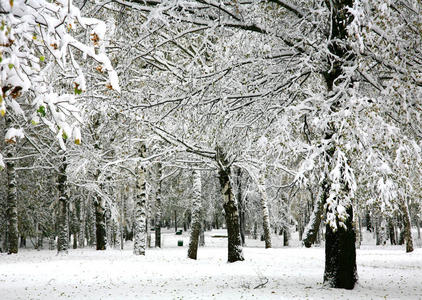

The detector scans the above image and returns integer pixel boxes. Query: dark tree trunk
[365,210,372,232]
[283,226,289,246]
[324,205,357,289]
[321,0,357,289]
[94,195,107,250]
[57,156,69,253]
[155,163,162,248]
[388,218,396,245]
[19,236,26,248]
[253,221,258,239]
[217,148,244,263]
[5,125,18,254]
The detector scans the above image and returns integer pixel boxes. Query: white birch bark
[188,169,202,259]
[134,144,147,255]
[257,170,272,249]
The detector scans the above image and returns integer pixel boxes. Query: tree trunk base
[324,206,357,290]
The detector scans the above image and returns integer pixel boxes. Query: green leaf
[8,63,13,69]
[39,56,45,62]
[74,87,82,95]
[62,132,68,140]
[37,106,46,117]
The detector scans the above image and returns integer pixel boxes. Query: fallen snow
[0,230,421,300]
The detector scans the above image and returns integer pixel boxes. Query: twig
[253,277,269,289]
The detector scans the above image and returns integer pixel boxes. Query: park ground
[0,229,421,300]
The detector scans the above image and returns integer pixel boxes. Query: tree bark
[5,122,18,254]
[216,147,244,262]
[283,226,289,246]
[134,144,147,255]
[321,0,357,289]
[388,218,396,245]
[94,194,107,250]
[174,210,178,232]
[375,213,386,246]
[199,223,205,246]
[303,182,325,248]
[400,198,413,253]
[324,205,357,289]
[188,169,202,259]
[155,163,162,248]
[57,155,69,253]
[257,171,272,248]
[236,168,246,246]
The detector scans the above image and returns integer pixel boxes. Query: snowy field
[1,230,421,300]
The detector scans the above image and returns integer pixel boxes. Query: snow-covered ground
[1,230,421,300]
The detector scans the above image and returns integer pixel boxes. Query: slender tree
[188,169,202,260]
[134,143,147,255]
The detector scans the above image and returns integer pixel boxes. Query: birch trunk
[188,169,202,259]
[57,155,69,253]
[155,163,162,248]
[134,144,147,255]
[257,171,271,248]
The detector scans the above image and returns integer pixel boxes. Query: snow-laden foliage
[0,0,119,150]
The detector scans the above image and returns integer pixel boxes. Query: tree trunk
[236,168,245,246]
[199,223,205,247]
[257,171,272,248]
[94,195,107,250]
[5,124,18,254]
[283,226,289,246]
[253,221,257,239]
[321,0,358,289]
[19,236,26,248]
[174,210,177,233]
[400,198,413,253]
[134,144,147,255]
[324,205,357,289]
[36,223,43,250]
[78,198,85,248]
[155,163,162,248]
[375,214,386,246]
[188,169,202,260]
[217,148,244,262]
[387,218,396,245]
[57,156,69,253]
[303,181,325,248]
